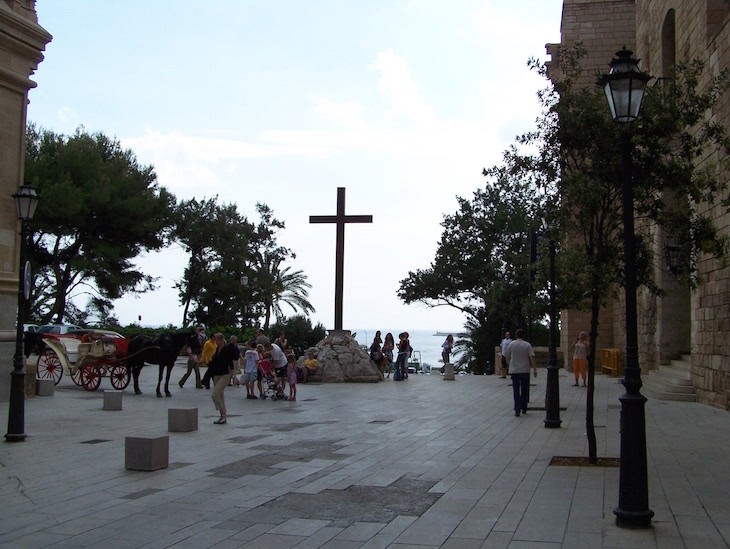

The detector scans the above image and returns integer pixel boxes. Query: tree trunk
[586,291,600,464]
[182,298,191,327]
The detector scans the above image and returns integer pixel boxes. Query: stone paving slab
[1,362,729,548]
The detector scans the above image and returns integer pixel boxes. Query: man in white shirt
[267,342,288,394]
[504,328,537,417]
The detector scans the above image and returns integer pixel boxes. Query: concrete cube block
[443,363,455,380]
[24,361,37,399]
[35,378,55,396]
[168,408,198,432]
[103,390,123,410]
[125,436,169,471]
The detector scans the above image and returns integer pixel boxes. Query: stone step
[656,365,691,384]
[643,375,694,394]
[643,358,697,402]
[671,356,691,368]
[644,386,697,402]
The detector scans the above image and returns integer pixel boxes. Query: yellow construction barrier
[601,348,622,377]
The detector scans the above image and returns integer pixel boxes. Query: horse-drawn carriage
[33,330,131,392]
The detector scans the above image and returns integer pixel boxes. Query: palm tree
[255,251,314,330]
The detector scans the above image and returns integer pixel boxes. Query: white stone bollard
[103,390,123,410]
[125,436,169,471]
[35,378,55,396]
[168,408,198,432]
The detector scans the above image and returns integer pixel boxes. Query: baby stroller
[260,359,287,400]
[270,366,289,400]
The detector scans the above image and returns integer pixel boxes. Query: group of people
[499,328,590,417]
[177,327,319,425]
[369,331,413,380]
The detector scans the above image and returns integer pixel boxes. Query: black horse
[24,331,44,358]
[127,329,196,397]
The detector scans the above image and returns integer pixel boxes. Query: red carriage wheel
[70,368,83,386]
[37,349,63,385]
[109,363,130,390]
[80,364,101,391]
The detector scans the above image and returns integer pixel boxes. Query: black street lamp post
[543,218,561,428]
[5,182,40,443]
[598,47,654,528]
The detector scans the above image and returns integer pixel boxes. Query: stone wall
[559,0,637,85]
[558,0,730,409]
[635,0,730,409]
[0,1,51,401]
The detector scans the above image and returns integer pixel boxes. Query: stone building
[0,0,51,401]
[553,0,730,409]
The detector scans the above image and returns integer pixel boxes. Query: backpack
[394,368,403,381]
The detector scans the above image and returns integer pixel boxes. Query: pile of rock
[301,331,382,383]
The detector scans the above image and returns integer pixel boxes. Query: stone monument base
[307,330,382,383]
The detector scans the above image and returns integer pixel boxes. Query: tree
[397,175,546,373]
[245,204,314,331]
[255,252,314,331]
[269,315,326,357]
[24,124,176,324]
[173,200,314,330]
[514,45,730,463]
[173,197,255,327]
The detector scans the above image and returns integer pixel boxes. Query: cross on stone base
[309,187,373,331]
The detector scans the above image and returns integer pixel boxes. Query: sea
[350,329,462,370]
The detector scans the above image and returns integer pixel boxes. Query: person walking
[441,334,454,365]
[504,328,537,417]
[571,331,589,387]
[208,333,237,424]
[499,331,512,378]
[179,326,204,388]
[199,333,217,389]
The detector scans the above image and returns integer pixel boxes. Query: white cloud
[369,48,437,127]
[57,106,74,123]
[315,98,365,127]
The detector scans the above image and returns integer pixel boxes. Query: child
[242,340,259,399]
[286,354,297,401]
[256,344,270,399]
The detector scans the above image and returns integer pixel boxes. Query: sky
[27,0,564,332]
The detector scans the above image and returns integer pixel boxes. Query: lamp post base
[4,368,27,443]
[613,508,654,529]
[544,363,561,428]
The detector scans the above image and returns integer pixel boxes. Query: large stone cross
[310,187,373,331]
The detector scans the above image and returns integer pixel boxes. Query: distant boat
[433,331,466,337]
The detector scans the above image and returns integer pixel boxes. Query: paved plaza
[1,362,729,548]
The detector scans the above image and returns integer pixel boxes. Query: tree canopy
[173,197,255,327]
[397,171,548,373]
[24,124,176,324]
[173,200,314,330]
